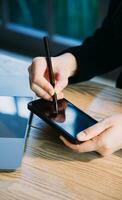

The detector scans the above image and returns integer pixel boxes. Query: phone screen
[28,98,97,142]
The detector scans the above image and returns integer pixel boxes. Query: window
[53,0,99,40]
[9,0,48,31]
[0,0,109,56]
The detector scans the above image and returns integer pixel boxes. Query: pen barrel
[44,36,58,113]
[44,37,55,87]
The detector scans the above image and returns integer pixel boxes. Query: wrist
[57,53,77,77]
[66,53,77,77]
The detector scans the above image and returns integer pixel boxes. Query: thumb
[54,73,68,94]
[77,117,112,141]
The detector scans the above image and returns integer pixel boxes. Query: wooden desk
[0,54,122,200]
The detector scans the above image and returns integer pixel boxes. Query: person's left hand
[60,114,122,156]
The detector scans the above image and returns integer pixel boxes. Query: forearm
[67,30,122,84]
[63,1,122,84]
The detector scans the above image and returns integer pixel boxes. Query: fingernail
[77,131,86,141]
[50,89,54,96]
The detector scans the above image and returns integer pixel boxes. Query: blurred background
[0,0,109,57]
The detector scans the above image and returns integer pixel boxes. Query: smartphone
[28,98,97,144]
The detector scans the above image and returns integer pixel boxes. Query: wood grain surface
[0,81,122,200]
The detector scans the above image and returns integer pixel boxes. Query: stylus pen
[43,36,58,114]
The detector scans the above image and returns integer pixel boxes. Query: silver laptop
[0,96,32,171]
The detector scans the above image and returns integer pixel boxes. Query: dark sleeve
[64,0,122,83]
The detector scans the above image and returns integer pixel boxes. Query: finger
[96,127,120,156]
[31,83,52,100]
[77,118,113,142]
[30,58,54,96]
[31,57,47,75]
[32,75,54,96]
[59,136,81,151]
[49,92,64,101]
[54,72,68,94]
[60,135,98,153]
[77,138,98,152]
[57,92,64,100]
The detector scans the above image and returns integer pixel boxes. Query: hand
[60,114,122,156]
[28,53,77,100]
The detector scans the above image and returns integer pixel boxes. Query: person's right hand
[28,53,77,100]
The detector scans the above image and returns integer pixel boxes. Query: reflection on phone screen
[30,99,97,138]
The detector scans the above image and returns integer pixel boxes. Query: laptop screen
[0,96,32,170]
[0,96,32,138]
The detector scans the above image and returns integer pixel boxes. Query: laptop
[0,96,32,171]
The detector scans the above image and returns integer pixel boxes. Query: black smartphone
[28,98,97,144]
